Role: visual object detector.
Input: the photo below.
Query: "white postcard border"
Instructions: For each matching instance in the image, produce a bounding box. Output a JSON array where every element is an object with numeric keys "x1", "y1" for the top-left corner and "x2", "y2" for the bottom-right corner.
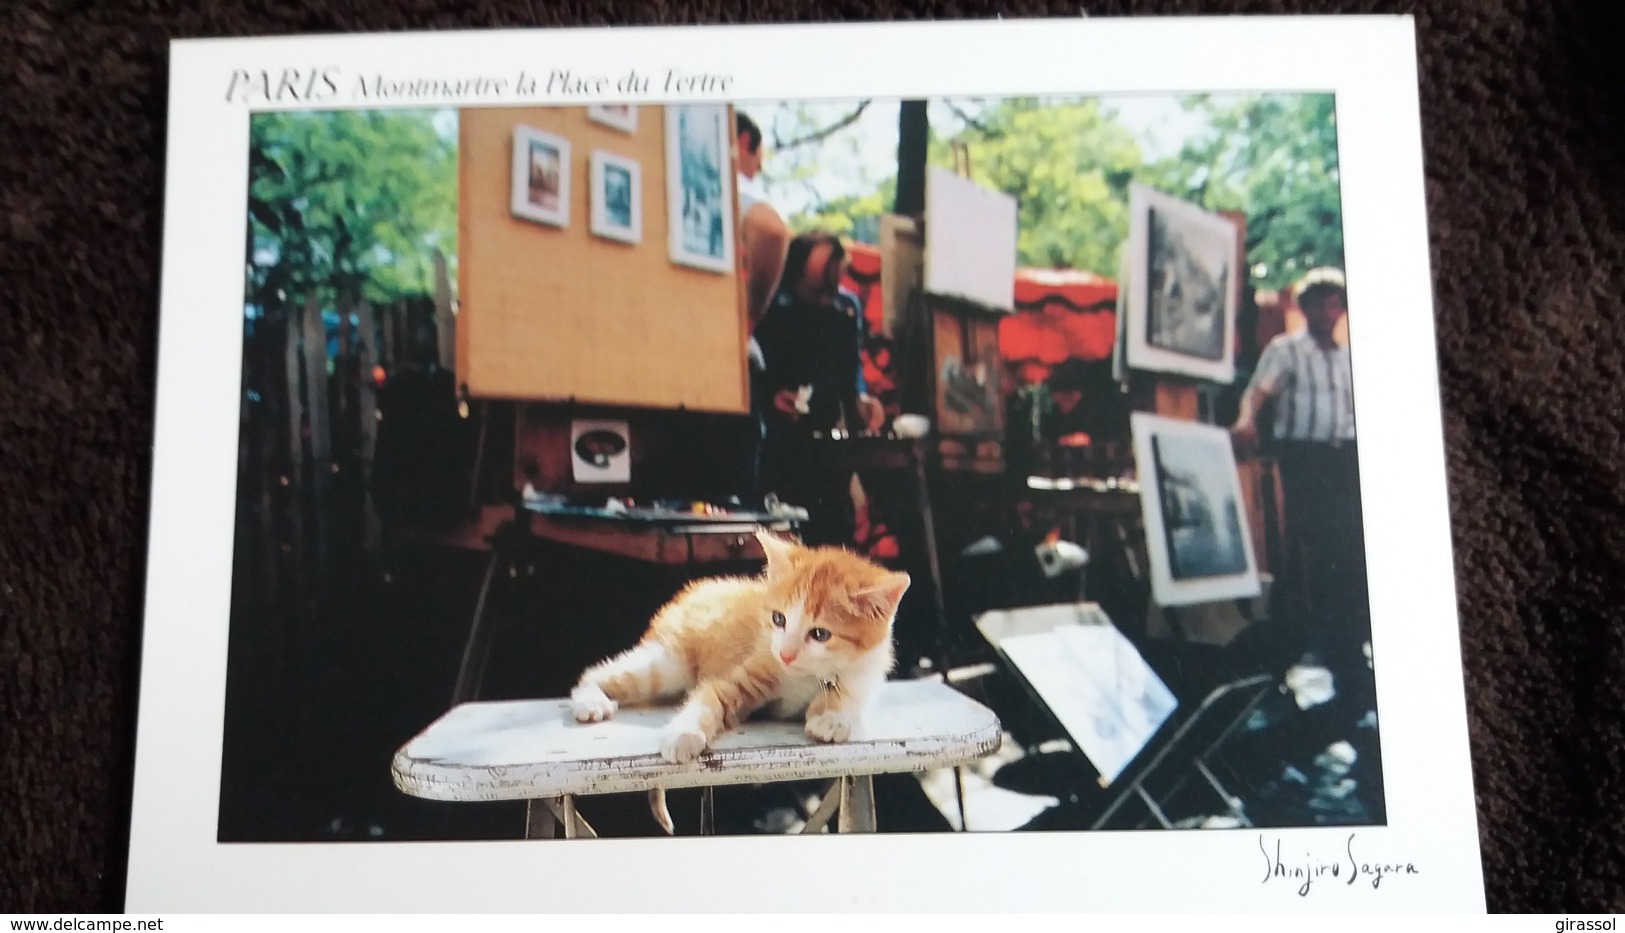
[{"x1": 129, "y1": 16, "x2": 1482, "y2": 913}]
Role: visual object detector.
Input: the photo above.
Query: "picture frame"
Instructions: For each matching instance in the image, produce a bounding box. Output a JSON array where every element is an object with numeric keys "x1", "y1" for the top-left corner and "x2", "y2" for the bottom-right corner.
[
  {"x1": 664, "y1": 103, "x2": 735, "y2": 274},
  {"x1": 1131, "y1": 412, "x2": 1262, "y2": 607},
  {"x1": 587, "y1": 102, "x2": 637, "y2": 133},
  {"x1": 510, "y1": 124, "x2": 571, "y2": 228},
  {"x1": 1124, "y1": 183, "x2": 1240, "y2": 384},
  {"x1": 589, "y1": 150, "x2": 642, "y2": 245}
]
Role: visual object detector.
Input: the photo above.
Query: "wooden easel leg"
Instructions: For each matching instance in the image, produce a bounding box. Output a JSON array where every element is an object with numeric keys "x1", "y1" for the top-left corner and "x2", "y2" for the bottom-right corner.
[
  {"x1": 906, "y1": 444, "x2": 951, "y2": 674},
  {"x1": 452, "y1": 547, "x2": 503, "y2": 706}
]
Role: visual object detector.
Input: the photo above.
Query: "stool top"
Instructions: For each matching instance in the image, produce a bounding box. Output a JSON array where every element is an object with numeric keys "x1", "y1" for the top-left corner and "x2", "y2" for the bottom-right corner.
[{"x1": 393, "y1": 679, "x2": 1001, "y2": 801}]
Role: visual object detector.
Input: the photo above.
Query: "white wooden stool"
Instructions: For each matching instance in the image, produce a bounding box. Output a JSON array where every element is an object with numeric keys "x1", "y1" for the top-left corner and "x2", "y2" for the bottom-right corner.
[{"x1": 393, "y1": 679, "x2": 1001, "y2": 837}]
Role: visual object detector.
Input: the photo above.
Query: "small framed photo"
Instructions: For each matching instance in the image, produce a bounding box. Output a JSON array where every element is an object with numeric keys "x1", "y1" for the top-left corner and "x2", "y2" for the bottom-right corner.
[
  {"x1": 665, "y1": 103, "x2": 735, "y2": 274},
  {"x1": 1131, "y1": 412, "x2": 1261, "y2": 607},
  {"x1": 589, "y1": 151, "x2": 642, "y2": 245},
  {"x1": 587, "y1": 103, "x2": 637, "y2": 133},
  {"x1": 510, "y1": 125, "x2": 571, "y2": 228}
]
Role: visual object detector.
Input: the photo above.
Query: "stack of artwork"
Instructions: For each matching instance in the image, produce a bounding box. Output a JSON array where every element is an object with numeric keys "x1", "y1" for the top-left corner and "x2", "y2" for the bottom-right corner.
[{"x1": 1119, "y1": 185, "x2": 1259, "y2": 609}]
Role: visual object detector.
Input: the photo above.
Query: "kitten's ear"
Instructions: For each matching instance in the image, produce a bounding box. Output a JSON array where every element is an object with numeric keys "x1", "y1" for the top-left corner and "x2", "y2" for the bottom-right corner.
[
  {"x1": 853, "y1": 572, "x2": 911, "y2": 619},
  {"x1": 755, "y1": 528, "x2": 798, "y2": 579}
]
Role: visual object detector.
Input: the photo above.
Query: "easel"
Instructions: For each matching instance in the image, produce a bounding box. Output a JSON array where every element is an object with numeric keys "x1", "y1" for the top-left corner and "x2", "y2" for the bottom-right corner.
[{"x1": 1067, "y1": 359, "x2": 1280, "y2": 826}]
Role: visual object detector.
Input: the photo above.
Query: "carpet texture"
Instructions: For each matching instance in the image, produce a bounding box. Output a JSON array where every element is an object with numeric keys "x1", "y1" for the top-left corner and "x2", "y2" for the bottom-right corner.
[{"x1": 1, "y1": 0, "x2": 1620, "y2": 915}]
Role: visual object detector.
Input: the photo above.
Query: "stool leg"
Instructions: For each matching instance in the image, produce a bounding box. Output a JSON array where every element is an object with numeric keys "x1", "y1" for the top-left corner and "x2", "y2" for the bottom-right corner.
[
  {"x1": 953, "y1": 765, "x2": 969, "y2": 831},
  {"x1": 837, "y1": 775, "x2": 877, "y2": 833},
  {"x1": 560, "y1": 795, "x2": 580, "y2": 839},
  {"x1": 525, "y1": 799, "x2": 557, "y2": 839},
  {"x1": 699, "y1": 787, "x2": 716, "y2": 836},
  {"x1": 800, "y1": 780, "x2": 842, "y2": 834}
]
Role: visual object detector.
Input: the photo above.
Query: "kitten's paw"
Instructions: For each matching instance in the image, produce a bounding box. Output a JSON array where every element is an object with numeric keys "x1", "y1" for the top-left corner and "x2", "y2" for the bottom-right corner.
[
  {"x1": 805, "y1": 710, "x2": 856, "y2": 744},
  {"x1": 571, "y1": 685, "x2": 617, "y2": 723},
  {"x1": 659, "y1": 725, "x2": 709, "y2": 764}
]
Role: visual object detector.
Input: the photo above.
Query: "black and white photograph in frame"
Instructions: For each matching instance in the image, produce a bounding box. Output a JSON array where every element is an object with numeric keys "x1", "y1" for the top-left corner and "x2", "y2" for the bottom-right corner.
[
  {"x1": 1131, "y1": 412, "x2": 1261, "y2": 607},
  {"x1": 587, "y1": 102, "x2": 637, "y2": 133},
  {"x1": 1124, "y1": 183, "x2": 1239, "y2": 384},
  {"x1": 590, "y1": 150, "x2": 641, "y2": 245},
  {"x1": 664, "y1": 103, "x2": 734, "y2": 273},
  {"x1": 510, "y1": 124, "x2": 570, "y2": 228}
]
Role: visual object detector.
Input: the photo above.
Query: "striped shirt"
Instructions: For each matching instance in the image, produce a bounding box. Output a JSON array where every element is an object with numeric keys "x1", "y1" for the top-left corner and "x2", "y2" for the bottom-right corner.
[{"x1": 1249, "y1": 330, "x2": 1357, "y2": 442}]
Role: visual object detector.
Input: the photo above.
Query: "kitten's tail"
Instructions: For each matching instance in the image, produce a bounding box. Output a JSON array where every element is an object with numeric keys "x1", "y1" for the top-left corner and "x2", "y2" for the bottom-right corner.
[{"x1": 648, "y1": 788, "x2": 674, "y2": 835}]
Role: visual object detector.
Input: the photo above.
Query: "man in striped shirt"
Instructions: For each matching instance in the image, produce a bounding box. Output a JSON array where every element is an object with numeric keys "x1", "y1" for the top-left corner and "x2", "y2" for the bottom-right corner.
[{"x1": 1233, "y1": 268, "x2": 1372, "y2": 712}]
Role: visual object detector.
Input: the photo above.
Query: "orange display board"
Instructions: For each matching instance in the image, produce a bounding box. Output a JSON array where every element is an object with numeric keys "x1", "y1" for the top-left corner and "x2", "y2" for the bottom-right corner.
[{"x1": 456, "y1": 105, "x2": 748, "y2": 413}]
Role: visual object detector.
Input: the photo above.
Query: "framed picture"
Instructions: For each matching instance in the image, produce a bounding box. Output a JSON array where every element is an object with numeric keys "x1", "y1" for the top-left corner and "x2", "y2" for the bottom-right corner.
[
  {"x1": 510, "y1": 125, "x2": 570, "y2": 228},
  {"x1": 1124, "y1": 183, "x2": 1239, "y2": 384},
  {"x1": 664, "y1": 103, "x2": 735, "y2": 274},
  {"x1": 589, "y1": 150, "x2": 642, "y2": 244},
  {"x1": 570, "y1": 419, "x2": 632, "y2": 483},
  {"x1": 587, "y1": 103, "x2": 637, "y2": 133},
  {"x1": 1131, "y1": 412, "x2": 1261, "y2": 607}
]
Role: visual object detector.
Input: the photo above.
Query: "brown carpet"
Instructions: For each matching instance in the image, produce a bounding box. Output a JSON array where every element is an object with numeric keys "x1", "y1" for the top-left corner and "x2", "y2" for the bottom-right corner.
[{"x1": 1, "y1": 0, "x2": 1621, "y2": 915}]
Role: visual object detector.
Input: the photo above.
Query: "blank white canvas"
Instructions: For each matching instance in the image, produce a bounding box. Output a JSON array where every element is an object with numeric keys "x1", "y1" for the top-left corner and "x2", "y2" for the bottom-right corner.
[{"x1": 923, "y1": 165, "x2": 1017, "y2": 311}]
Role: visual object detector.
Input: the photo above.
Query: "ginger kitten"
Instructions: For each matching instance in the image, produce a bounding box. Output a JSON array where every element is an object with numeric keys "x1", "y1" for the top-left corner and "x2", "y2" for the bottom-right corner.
[{"x1": 569, "y1": 528, "x2": 909, "y2": 832}]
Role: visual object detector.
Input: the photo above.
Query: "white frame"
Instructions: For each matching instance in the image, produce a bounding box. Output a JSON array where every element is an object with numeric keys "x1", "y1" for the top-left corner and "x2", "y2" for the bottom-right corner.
[
  {"x1": 588, "y1": 150, "x2": 642, "y2": 244},
  {"x1": 570, "y1": 418, "x2": 632, "y2": 483},
  {"x1": 132, "y1": 18, "x2": 1485, "y2": 913},
  {"x1": 1131, "y1": 412, "x2": 1262, "y2": 607},
  {"x1": 509, "y1": 124, "x2": 571, "y2": 228},
  {"x1": 1124, "y1": 182, "x2": 1240, "y2": 384},
  {"x1": 664, "y1": 103, "x2": 735, "y2": 274},
  {"x1": 587, "y1": 102, "x2": 637, "y2": 133}
]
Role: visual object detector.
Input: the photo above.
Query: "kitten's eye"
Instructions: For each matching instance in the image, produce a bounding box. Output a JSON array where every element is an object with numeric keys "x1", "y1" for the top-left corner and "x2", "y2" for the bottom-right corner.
[
  {"x1": 771, "y1": 611, "x2": 786, "y2": 628},
  {"x1": 808, "y1": 627, "x2": 831, "y2": 643}
]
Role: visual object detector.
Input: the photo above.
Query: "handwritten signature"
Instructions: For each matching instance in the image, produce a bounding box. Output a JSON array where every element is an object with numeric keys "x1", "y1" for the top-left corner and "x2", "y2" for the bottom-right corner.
[{"x1": 1259, "y1": 833, "x2": 1419, "y2": 896}]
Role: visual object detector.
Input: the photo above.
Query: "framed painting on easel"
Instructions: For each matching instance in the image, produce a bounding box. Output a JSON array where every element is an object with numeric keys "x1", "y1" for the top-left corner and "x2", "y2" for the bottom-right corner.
[
  {"x1": 1131, "y1": 412, "x2": 1261, "y2": 606},
  {"x1": 1124, "y1": 183, "x2": 1240, "y2": 385}
]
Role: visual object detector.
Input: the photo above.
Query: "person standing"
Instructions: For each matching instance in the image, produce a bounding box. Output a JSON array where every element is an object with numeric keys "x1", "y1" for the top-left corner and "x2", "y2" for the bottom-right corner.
[
  {"x1": 752, "y1": 232, "x2": 884, "y2": 546},
  {"x1": 734, "y1": 112, "x2": 788, "y2": 331},
  {"x1": 1232, "y1": 267, "x2": 1372, "y2": 710},
  {"x1": 731, "y1": 112, "x2": 790, "y2": 501}
]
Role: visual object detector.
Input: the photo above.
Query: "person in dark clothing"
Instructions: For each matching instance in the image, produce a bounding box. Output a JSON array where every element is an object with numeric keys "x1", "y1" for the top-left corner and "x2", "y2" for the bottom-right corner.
[{"x1": 751, "y1": 232, "x2": 872, "y2": 546}]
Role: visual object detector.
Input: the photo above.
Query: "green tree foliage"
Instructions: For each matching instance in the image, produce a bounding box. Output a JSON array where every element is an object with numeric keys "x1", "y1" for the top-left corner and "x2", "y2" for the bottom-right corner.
[
  {"x1": 1163, "y1": 94, "x2": 1343, "y2": 290},
  {"x1": 790, "y1": 177, "x2": 895, "y2": 244},
  {"x1": 246, "y1": 109, "x2": 457, "y2": 315},
  {"x1": 772, "y1": 95, "x2": 1342, "y2": 292}
]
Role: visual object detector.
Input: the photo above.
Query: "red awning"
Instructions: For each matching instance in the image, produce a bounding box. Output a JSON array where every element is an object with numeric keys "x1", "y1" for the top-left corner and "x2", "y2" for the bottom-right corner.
[
  {"x1": 838, "y1": 245, "x2": 1120, "y2": 375},
  {"x1": 1013, "y1": 267, "x2": 1117, "y2": 312}
]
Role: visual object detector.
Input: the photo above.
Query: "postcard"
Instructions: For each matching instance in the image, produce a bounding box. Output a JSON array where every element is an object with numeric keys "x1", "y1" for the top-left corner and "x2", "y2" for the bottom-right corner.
[{"x1": 126, "y1": 16, "x2": 1483, "y2": 913}]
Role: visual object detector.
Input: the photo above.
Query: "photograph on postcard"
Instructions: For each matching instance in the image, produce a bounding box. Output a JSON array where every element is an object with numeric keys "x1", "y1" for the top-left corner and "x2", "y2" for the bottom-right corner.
[
  {"x1": 590, "y1": 150, "x2": 642, "y2": 245},
  {"x1": 666, "y1": 103, "x2": 735, "y2": 273},
  {"x1": 1131, "y1": 413, "x2": 1261, "y2": 607},
  {"x1": 588, "y1": 102, "x2": 638, "y2": 134},
  {"x1": 223, "y1": 91, "x2": 1382, "y2": 848},
  {"x1": 510, "y1": 124, "x2": 570, "y2": 227},
  {"x1": 1124, "y1": 183, "x2": 1240, "y2": 383}
]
